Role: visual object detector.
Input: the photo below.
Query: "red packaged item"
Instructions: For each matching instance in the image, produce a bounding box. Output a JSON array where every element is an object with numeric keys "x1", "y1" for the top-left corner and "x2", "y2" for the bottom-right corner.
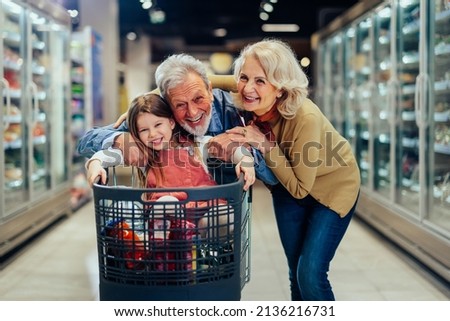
[
  {"x1": 149, "y1": 219, "x2": 175, "y2": 271},
  {"x1": 170, "y1": 219, "x2": 196, "y2": 271},
  {"x1": 106, "y1": 221, "x2": 148, "y2": 270},
  {"x1": 148, "y1": 218, "x2": 196, "y2": 272}
]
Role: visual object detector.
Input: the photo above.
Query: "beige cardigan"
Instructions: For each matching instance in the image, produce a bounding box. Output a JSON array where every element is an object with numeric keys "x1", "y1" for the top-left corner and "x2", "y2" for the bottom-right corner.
[
  {"x1": 165, "y1": 74, "x2": 359, "y2": 216},
  {"x1": 265, "y1": 98, "x2": 360, "y2": 217}
]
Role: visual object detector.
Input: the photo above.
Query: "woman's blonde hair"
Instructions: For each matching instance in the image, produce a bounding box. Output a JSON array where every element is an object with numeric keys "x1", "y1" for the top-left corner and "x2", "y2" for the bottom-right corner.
[{"x1": 232, "y1": 38, "x2": 309, "y2": 119}]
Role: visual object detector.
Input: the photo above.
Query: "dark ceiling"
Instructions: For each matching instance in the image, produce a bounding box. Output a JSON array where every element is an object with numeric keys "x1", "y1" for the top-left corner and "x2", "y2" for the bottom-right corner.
[
  {"x1": 118, "y1": 0, "x2": 359, "y2": 59},
  {"x1": 119, "y1": 0, "x2": 358, "y2": 42},
  {"x1": 60, "y1": 0, "x2": 360, "y2": 65}
]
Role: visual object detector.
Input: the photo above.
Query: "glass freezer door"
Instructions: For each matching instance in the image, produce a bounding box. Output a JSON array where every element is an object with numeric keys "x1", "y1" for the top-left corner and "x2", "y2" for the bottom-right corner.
[
  {"x1": 349, "y1": 15, "x2": 373, "y2": 188},
  {"x1": 344, "y1": 27, "x2": 357, "y2": 145},
  {"x1": 321, "y1": 39, "x2": 332, "y2": 127},
  {"x1": 329, "y1": 33, "x2": 346, "y2": 135},
  {"x1": 395, "y1": 0, "x2": 421, "y2": 215},
  {"x1": 2, "y1": 0, "x2": 29, "y2": 216},
  {"x1": 373, "y1": 4, "x2": 392, "y2": 199},
  {"x1": 47, "y1": 26, "x2": 70, "y2": 187},
  {"x1": 430, "y1": 2, "x2": 450, "y2": 231},
  {"x1": 26, "y1": 7, "x2": 71, "y2": 198},
  {"x1": 26, "y1": 8, "x2": 51, "y2": 196}
]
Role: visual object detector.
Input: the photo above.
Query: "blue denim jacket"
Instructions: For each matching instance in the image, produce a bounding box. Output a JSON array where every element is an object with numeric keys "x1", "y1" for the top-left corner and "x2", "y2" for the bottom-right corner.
[{"x1": 77, "y1": 89, "x2": 278, "y2": 185}]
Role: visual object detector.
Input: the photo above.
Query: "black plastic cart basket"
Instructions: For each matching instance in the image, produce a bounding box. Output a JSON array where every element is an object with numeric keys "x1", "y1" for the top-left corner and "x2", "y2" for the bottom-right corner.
[{"x1": 93, "y1": 166, "x2": 251, "y2": 301}]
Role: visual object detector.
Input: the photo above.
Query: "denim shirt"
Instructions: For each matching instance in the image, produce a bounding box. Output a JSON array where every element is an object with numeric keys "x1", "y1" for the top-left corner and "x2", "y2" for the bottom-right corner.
[{"x1": 76, "y1": 89, "x2": 278, "y2": 185}]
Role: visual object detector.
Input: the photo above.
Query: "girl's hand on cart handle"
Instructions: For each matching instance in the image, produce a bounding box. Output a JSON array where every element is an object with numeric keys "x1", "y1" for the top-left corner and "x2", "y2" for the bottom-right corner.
[{"x1": 86, "y1": 159, "x2": 107, "y2": 187}]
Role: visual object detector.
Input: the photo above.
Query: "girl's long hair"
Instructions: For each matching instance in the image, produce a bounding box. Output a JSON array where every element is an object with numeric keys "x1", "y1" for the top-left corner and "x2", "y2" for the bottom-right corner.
[{"x1": 126, "y1": 93, "x2": 182, "y2": 187}]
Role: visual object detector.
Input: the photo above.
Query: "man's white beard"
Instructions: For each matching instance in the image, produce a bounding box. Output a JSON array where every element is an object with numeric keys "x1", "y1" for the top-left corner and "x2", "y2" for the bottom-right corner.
[{"x1": 181, "y1": 112, "x2": 212, "y2": 137}]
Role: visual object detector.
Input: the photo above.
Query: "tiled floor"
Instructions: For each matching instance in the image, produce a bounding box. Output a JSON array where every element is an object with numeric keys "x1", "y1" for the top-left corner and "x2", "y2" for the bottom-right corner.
[{"x1": 0, "y1": 181, "x2": 448, "y2": 301}]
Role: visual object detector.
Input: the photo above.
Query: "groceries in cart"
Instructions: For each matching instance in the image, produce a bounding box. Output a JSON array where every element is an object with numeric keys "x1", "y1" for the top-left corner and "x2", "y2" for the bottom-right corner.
[{"x1": 99, "y1": 196, "x2": 236, "y2": 275}]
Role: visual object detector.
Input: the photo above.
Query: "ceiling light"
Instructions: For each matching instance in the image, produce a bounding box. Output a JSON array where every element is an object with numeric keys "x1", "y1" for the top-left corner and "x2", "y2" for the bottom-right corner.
[
  {"x1": 262, "y1": 3, "x2": 274, "y2": 12},
  {"x1": 213, "y1": 28, "x2": 227, "y2": 37},
  {"x1": 259, "y1": 12, "x2": 269, "y2": 21},
  {"x1": 300, "y1": 57, "x2": 310, "y2": 67},
  {"x1": 210, "y1": 52, "x2": 233, "y2": 74},
  {"x1": 126, "y1": 32, "x2": 137, "y2": 41},
  {"x1": 142, "y1": 0, "x2": 152, "y2": 10},
  {"x1": 262, "y1": 24, "x2": 300, "y2": 32},
  {"x1": 149, "y1": 8, "x2": 165, "y2": 24}
]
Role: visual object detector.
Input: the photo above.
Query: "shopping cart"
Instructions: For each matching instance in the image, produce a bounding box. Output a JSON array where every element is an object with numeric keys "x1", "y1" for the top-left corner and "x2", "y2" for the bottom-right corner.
[{"x1": 92, "y1": 165, "x2": 251, "y2": 301}]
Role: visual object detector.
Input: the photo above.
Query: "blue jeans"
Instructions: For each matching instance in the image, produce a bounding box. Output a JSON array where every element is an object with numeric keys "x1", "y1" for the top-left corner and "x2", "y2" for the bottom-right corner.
[{"x1": 271, "y1": 184, "x2": 358, "y2": 301}]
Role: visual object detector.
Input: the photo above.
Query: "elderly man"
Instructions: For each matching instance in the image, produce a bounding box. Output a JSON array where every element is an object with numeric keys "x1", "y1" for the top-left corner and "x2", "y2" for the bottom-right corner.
[{"x1": 77, "y1": 53, "x2": 277, "y2": 185}]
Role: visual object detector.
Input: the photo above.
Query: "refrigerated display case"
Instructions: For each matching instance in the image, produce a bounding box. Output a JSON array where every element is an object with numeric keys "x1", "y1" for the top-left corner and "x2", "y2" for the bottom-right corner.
[
  {"x1": 312, "y1": 0, "x2": 450, "y2": 282},
  {"x1": 1, "y1": 0, "x2": 72, "y2": 259},
  {"x1": 69, "y1": 27, "x2": 95, "y2": 210}
]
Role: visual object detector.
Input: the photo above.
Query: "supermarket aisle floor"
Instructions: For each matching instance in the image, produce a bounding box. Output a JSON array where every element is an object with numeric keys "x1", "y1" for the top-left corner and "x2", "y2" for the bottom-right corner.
[{"x1": 0, "y1": 181, "x2": 449, "y2": 301}]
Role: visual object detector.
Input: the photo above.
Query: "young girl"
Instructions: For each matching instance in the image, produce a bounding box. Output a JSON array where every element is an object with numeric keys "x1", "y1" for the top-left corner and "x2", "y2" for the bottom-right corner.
[{"x1": 86, "y1": 92, "x2": 255, "y2": 235}]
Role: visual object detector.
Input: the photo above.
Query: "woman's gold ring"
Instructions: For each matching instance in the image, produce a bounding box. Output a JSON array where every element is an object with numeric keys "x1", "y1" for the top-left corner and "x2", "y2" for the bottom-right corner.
[{"x1": 242, "y1": 128, "x2": 247, "y2": 136}]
